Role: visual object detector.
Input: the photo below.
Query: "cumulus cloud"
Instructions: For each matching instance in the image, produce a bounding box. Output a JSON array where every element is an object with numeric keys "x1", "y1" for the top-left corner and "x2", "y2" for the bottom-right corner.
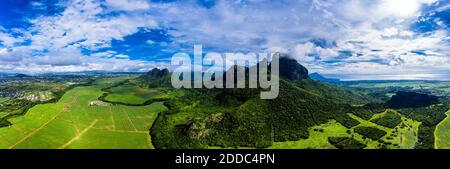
[
  {"x1": 90, "y1": 50, "x2": 117, "y2": 58},
  {"x1": 0, "y1": 47, "x2": 28, "y2": 62},
  {"x1": 0, "y1": 0, "x2": 160, "y2": 73},
  {"x1": 34, "y1": 47, "x2": 83, "y2": 66},
  {"x1": 146, "y1": 0, "x2": 448, "y2": 77},
  {"x1": 28, "y1": 0, "x2": 157, "y2": 51},
  {"x1": 291, "y1": 42, "x2": 316, "y2": 62},
  {"x1": 104, "y1": 0, "x2": 150, "y2": 11},
  {"x1": 0, "y1": 31, "x2": 24, "y2": 47},
  {"x1": 290, "y1": 42, "x2": 340, "y2": 62},
  {"x1": 114, "y1": 54, "x2": 130, "y2": 59}
]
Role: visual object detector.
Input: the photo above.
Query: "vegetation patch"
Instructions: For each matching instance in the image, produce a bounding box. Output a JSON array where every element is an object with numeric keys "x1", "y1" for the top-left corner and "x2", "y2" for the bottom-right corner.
[
  {"x1": 328, "y1": 137, "x2": 366, "y2": 149},
  {"x1": 0, "y1": 98, "x2": 9, "y2": 103},
  {"x1": 435, "y1": 110, "x2": 450, "y2": 149},
  {"x1": 354, "y1": 126, "x2": 387, "y2": 140},
  {"x1": 350, "y1": 103, "x2": 387, "y2": 120},
  {"x1": 0, "y1": 118, "x2": 12, "y2": 127},
  {"x1": 270, "y1": 120, "x2": 364, "y2": 149},
  {"x1": 388, "y1": 91, "x2": 438, "y2": 109},
  {"x1": 397, "y1": 105, "x2": 449, "y2": 149},
  {"x1": 370, "y1": 110, "x2": 402, "y2": 128}
]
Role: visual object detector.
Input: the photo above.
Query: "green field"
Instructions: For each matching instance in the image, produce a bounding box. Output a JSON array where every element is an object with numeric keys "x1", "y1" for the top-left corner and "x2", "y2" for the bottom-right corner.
[
  {"x1": 347, "y1": 81, "x2": 450, "y2": 95},
  {"x1": 104, "y1": 84, "x2": 161, "y2": 104},
  {"x1": 348, "y1": 81, "x2": 450, "y2": 89},
  {"x1": 435, "y1": 110, "x2": 450, "y2": 149},
  {"x1": 269, "y1": 120, "x2": 350, "y2": 149},
  {"x1": 0, "y1": 78, "x2": 167, "y2": 149},
  {"x1": 270, "y1": 110, "x2": 420, "y2": 149},
  {"x1": 0, "y1": 98, "x2": 10, "y2": 118},
  {"x1": 0, "y1": 98, "x2": 8, "y2": 103}
]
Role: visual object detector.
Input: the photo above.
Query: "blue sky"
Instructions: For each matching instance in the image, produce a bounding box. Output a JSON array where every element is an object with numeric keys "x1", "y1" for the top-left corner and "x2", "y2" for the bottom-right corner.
[{"x1": 0, "y1": 0, "x2": 449, "y2": 80}]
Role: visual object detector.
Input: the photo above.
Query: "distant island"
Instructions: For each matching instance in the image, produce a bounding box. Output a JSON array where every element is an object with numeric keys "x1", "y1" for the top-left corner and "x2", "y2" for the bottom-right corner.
[
  {"x1": 15, "y1": 74, "x2": 32, "y2": 78},
  {"x1": 309, "y1": 72, "x2": 340, "y2": 83}
]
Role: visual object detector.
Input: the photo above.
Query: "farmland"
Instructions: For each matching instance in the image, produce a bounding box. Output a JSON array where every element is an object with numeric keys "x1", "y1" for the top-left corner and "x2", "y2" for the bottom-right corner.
[
  {"x1": 104, "y1": 84, "x2": 162, "y2": 105},
  {"x1": 0, "y1": 78, "x2": 167, "y2": 149},
  {"x1": 345, "y1": 81, "x2": 450, "y2": 93},
  {"x1": 0, "y1": 98, "x2": 8, "y2": 103},
  {"x1": 338, "y1": 80, "x2": 450, "y2": 100}
]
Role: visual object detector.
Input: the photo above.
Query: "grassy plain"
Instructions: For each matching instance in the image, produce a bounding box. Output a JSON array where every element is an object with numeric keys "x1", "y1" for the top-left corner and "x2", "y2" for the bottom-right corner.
[
  {"x1": 104, "y1": 84, "x2": 161, "y2": 104},
  {"x1": 347, "y1": 81, "x2": 450, "y2": 94},
  {"x1": 435, "y1": 110, "x2": 450, "y2": 149},
  {"x1": 0, "y1": 78, "x2": 166, "y2": 149},
  {"x1": 0, "y1": 98, "x2": 8, "y2": 103}
]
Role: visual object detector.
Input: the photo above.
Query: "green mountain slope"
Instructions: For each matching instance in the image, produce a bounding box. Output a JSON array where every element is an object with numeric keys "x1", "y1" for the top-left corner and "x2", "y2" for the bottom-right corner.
[
  {"x1": 135, "y1": 68, "x2": 171, "y2": 88},
  {"x1": 149, "y1": 57, "x2": 382, "y2": 148}
]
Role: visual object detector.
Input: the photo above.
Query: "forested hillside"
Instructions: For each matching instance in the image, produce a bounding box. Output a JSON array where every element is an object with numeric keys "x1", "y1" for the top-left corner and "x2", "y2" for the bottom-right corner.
[{"x1": 149, "y1": 57, "x2": 388, "y2": 148}]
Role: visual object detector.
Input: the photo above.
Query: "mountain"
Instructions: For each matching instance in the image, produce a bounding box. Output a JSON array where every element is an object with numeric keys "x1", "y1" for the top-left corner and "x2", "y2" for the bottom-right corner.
[
  {"x1": 309, "y1": 72, "x2": 340, "y2": 83},
  {"x1": 146, "y1": 68, "x2": 170, "y2": 78},
  {"x1": 136, "y1": 68, "x2": 171, "y2": 88},
  {"x1": 0, "y1": 73, "x2": 13, "y2": 78},
  {"x1": 277, "y1": 58, "x2": 377, "y2": 104},
  {"x1": 278, "y1": 57, "x2": 309, "y2": 80},
  {"x1": 15, "y1": 74, "x2": 32, "y2": 78},
  {"x1": 149, "y1": 56, "x2": 383, "y2": 148}
]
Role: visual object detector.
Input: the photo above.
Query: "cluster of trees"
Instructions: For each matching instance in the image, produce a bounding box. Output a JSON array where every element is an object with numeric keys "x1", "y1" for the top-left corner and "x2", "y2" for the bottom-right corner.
[
  {"x1": 328, "y1": 137, "x2": 366, "y2": 149},
  {"x1": 370, "y1": 110, "x2": 402, "y2": 128},
  {"x1": 354, "y1": 126, "x2": 387, "y2": 140},
  {"x1": 136, "y1": 68, "x2": 171, "y2": 88},
  {"x1": 0, "y1": 118, "x2": 12, "y2": 127},
  {"x1": 350, "y1": 103, "x2": 387, "y2": 120},
  {"x1": 150, "y1": 112, "x2": 206, "y2": 149},
  {"x1": 388, "y1": 91, "x2": 438, "y2": 109}
]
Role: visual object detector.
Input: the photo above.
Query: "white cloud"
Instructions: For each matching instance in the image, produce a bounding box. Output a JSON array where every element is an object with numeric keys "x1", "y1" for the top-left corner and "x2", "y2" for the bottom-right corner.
[
  {"x1": 0, "y1": 47, "x2": 28, "y2": 62},
  {"x1": 114, "y1": 54, "x2": 130, "y2": 59},
  {"x1": 34, "y1": 47, "x2": 83, "y2": 66},
  {"x1": 90, "y1": 50, "x2": 117, "y2": 58},
  {"x1": 10, "y1": 63, "x2": 149, "y2": 74},
  {"x1": 335, "y1": 0, "x2": 438, "y2": 23},
  {"x1": 0, "y1": 0, "x2": 449, "y2": 80},
  {"x1": 290, "y1": 42, "x2": 339, "y2": 63},
  {"x1": 28, "y1": 0, "x2": 157, "y2": 51},
  {"x1": 104, "y1": 0, "x2": 150, "y2": 11},
  {"x1": 0, "y1": 0, "x2": 160, "y2": 73},
  {"x1": 0, "y1": 31, "x2": 24, "y2": 47},
  {"x1": 1, "y1": 52, "x2": 170, "y2": 74},
  {"x1": 291, "y1": 42, "x2": 316, "y2": 62}
]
